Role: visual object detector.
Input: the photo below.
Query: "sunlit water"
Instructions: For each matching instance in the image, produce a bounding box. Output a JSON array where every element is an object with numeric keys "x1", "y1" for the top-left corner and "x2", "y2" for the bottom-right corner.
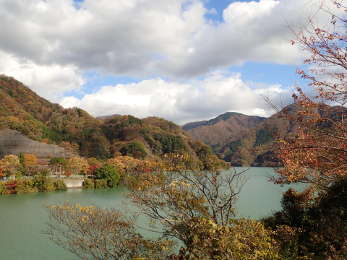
[{"x1": 0, "y1": 168, "x2": 303, "y2": 260}]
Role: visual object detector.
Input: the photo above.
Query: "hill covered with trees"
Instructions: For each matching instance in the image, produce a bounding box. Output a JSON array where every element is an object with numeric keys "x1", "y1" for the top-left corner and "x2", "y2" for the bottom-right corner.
[
  {"x1": 184, "y1": 104, "x2": 346, "y2": 167},
  {"x1": 0, "y1": 75, "x2": 225, "y2": 170},
  {"x1": 182, "y1": 112, "x2": 265, "y2": 150}
]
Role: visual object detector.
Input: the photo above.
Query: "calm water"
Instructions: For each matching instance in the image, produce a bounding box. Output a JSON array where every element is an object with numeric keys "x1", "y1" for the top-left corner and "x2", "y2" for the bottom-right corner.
[{"x1": 0, "y1": 168, "x2": 303, "y2": 260}]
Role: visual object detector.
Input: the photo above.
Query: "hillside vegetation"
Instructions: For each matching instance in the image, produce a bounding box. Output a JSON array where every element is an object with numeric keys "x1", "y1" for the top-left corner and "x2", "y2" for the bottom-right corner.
[
  {"x1": 184, "y1": 104, "x2": 346, "y2": 166},
  {"x1": 183, "y1": 112, "x2": 265, "y2": 149},
  {"x1": 0, "y1": 75, "x2": 226, "y2": 169}
]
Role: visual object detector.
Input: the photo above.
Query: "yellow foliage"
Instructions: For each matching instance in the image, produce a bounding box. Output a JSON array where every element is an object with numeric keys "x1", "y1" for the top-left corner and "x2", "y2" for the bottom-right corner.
[
  {"x1": 65, "y1": 156, "x2": 89, "y2": 175},
  {"x1": 0, "y1": 154, "x2": 20, "y2": 176},
  {"x1": 23, "y1": 153, "x2": 37, "y2": 167}
]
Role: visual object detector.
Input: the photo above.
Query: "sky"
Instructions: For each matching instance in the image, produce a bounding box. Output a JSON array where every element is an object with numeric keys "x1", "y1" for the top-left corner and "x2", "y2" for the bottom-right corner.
[{"x1": 0, "y1": 0, "x2": 336, "y2": 124}]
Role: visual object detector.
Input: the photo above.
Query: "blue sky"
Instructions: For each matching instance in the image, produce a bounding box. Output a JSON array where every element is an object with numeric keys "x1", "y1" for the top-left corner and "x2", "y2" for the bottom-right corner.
[
  {"x1": 0, "y1": 0, "x2": 324, "y2": 123},
  {"x1": 204, "y1": 0, "x2": 258, "y2": 21}
]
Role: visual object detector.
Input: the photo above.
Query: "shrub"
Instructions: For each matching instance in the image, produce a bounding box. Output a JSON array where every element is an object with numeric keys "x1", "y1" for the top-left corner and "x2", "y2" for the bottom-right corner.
[
  {"x1": 49, "y1": 157, "x2": 66, "y2": 167},
  {"x1": 33, "y1": 175, "x2": 55, "y2": 192},
  {"x1": 153, "y1": 133, "x2": 186, "y2": 154},
  {"x1": 82, "y1": 179, "x2": 94, "y2": 189},
  {"x1": 0, "y1": 154, "x2": 21, "y2": 177},
  {"x1": 120, "y1": 141, "x2": 147, "y2": 159},
  {"x1": 263, "y1": 179, "x2": 347, "y2": 259},
  {"x1": 15, "y1": 179, "x2": 38, "y2": 194},
  {"x1": 53, "y1": 179, "x2": 67, "y2": 191},
  {"x1": 94, "y1": 179, "x2": 108, "y2": 189},
  {"x1": 95, "y1": 164, "x2": 120, "y2": 188},
  {"x1": 65, "y1": 157, "x2": 89, "y2": 175},
  {"x1": 2, "y1": 180, "x2": 17, "y2": 195},
  {"x1": 176, "y1": 218, "x2": 280, "y2": 260},
  {"x1": 255, "y1": 129, "x2": 273, "y2": 146},
  {"x1": 0, "y1": 182, "x2": 4, "y2": 194},
  {"x1": 47, "y1": 204, "x2": 171, "y2": 260}
]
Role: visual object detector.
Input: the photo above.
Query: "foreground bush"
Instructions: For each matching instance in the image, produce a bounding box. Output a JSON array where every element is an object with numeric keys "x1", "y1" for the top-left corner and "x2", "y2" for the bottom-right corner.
[
  {"x1": 264, "y1": 179, "x2": 347, "y2": 259},
  {"x1": 46, "y1": 204, "x2": 173, "y2": 260},
  {"x1": 175, "y1": 218, "x2": 279, "y2": 260},
  {"x1": 47, "y1": 204, "x2": 279, "y2": 260}
]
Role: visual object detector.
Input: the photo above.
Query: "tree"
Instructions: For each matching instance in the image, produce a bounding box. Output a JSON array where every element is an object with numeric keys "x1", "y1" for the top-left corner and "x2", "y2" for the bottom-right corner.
[
  {"x1": 65, "y1": 157, "x2": 89, "y2": 176},
  {"x1": 59, "y1": 141, "x2": 79, "y2": 155},
  {"x1": 94, "y1": 164, "x2": 120, "y2": 188},
  {"x1": 46, "y1": 204, "x2": 172, "y2": 260},
  {"x1": 22, "y1": 153, "x2": 38, "y2": 167},
  {"x1": 0, "y1": 154, "x2": 20, "y2": 177},
  {"x1": 119, "y1": 141, "x2": 147, "y2": 159},
  {"x1": 175, "y1": 218, "x2": 279, "y2": 260},
  {"x1": 86, "y1": 157, "x2": 102, "y2": 176},
  {"x1": 264, "y1": 179, "x2": 347, "y2": 258},
  {"x1": 268, "y1": 2, "x2": 347, "y2": 258},
  {"x1": 19, "y1": 153, "x2": 38, "y2": 175},
  {"x1": 128, "y1": 160, "x2": 246, "y2": 244},
  {"x1": 0, "y1": 168, "x2": 4, "y2": 179},
  {"x1": 276, "y1": 0, "x2": 347, "y2": 190}
]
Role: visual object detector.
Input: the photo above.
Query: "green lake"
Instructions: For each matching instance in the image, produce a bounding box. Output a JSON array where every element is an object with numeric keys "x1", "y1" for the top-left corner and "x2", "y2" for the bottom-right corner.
[{"x1": 0, "y1": 168, "x2": 303, "y2": 260}]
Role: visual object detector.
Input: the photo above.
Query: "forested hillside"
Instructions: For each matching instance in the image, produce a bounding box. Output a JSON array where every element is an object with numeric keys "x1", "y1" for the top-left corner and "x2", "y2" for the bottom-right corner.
[
  {"x1": 184, "y1": 104, "x2": 347, "y2": 166},
  {"x1": 0, "y1": 75, "x2": 225, "y2": 169},
  {"x1": 182, "y1": 112, "x2": 265, "y2": 149}
]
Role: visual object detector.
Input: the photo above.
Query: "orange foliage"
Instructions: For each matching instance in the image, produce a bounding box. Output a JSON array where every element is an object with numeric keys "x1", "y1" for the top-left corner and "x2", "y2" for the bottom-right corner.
[
  {"x1": 23, "y1": 153, "x2": 38, "y2": 167},
  {"x1": 276, "y1": 2, "x2": 347, "y2": 189},
  {"x1": 0, "y1": 155, "x2": 20, "y2": 177},
  {"x1": 65, "y1": 157, "x2": 89, "y2": 175},
  {"x1": 107, "y1": 156, "x2": 161, "y2": 175}
]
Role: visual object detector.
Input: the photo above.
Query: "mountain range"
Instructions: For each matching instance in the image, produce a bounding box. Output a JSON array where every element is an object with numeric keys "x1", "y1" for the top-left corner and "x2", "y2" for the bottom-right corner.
[
  {"x1": 183, "y1": 112, "x2": 266, "y2": 149},
  {"x1": 2, "y1": 75, "x2": 344, "y2": 168},
  {"x1": 183, "y1": 104, "x2": 346, "y2": 166},
  {"x1": 0, "y1": 75, "x2": 225, "y2": 170}
]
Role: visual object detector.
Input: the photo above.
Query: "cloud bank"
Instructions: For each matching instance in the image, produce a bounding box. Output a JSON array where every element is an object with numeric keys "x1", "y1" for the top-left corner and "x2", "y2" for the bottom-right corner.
[
  {"x1": 0, "y1": 0, "x2": 329, "y2": 80},
  {"x1": 61, "y1": 72, "x2": 290, "y2": 124},
  {"x1": 0, "y1": 0, "x2": 336, "y2": 122}
]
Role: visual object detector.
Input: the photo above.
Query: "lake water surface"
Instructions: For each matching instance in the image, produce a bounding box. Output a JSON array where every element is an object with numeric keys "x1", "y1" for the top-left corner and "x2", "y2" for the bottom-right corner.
[{"x1": 0, "y1": 168, "x2": 303, "y2": 260}]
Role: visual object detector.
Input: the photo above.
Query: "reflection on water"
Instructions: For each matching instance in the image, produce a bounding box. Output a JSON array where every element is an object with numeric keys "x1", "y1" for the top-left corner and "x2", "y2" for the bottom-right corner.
[{"x1": 0, "y1": 168, "x2": 304, "y2": 260}]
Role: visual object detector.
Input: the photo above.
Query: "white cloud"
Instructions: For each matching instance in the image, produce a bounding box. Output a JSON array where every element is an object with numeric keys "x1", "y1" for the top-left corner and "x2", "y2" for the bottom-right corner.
[
  {"x1": 60, "y1": 73, "x2": 289, "y2": 124},
  {"x1": 223, "y1": 0, "x2": 279, "y2": 25},
  {"x1": 60, "y1": 96, "x2": 81, "y2": 108},
  {"x1": 0, "y1": 0, "x2": 338, "y2": 80},
  {"x1": 0, "y1": 51, "x2": 83, "y2": 101},
  {"x1": 0, "y1": 0, "x2": 340, "y2": 118}
]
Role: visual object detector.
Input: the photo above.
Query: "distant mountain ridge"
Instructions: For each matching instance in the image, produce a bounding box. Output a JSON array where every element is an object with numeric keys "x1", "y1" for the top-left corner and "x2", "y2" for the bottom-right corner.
[
  {"x1": 183, "y1": 104, "x2": 347, "y2": 166},
  {"x1": 182, "y1": 112, "x2": 266, "y2": 147},
  {"x1": 183, "y1": 112, "x2": 262, "y2": 130}
]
